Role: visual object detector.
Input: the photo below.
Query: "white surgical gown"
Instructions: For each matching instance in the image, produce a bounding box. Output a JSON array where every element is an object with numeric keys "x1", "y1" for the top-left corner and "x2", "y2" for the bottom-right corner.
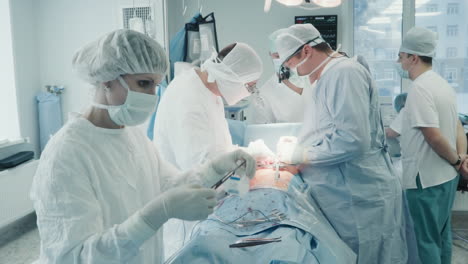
[
  {"x1": 250, "y1": 75, "x2": 305, "y2": 124},
  {"x1": 153, "y1": 68, "x2": 234, "y2": 258},
  {"x1": 298, "y1": 57, "x2": 411, "y2": 263},
  {"x1": 30, "y1": 113, "x2": 195, "y2": 264},
  {"x1": 154, "y1": 68, "x2": 233, "y2": 171}
]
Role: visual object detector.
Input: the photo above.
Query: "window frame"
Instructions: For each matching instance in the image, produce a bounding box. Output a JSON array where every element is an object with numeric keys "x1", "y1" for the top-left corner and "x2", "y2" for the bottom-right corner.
[
  {"x1": 445, "y1": 68, "x2": 458, "y2": 83},
  {"x1": 447, "y1": 3, "x2": 459, "y2": 15}
]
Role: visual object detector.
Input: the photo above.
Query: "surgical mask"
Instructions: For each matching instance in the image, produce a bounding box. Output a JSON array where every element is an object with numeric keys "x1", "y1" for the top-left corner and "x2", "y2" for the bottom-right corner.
[
  {"x1": 288, "y1": 68, "x2": 310, "y2": 88},
  {"x1": 395, "y1": 63, "x2": 410, "y2": 79},
  {"x1": 272, "y1": 58, "x2": 282, "y2": 74},
  {"x1": 93, "y1": 76, "x2": 158, "y2": 126},
  {"x1": 290, "y1": 45, "x2": 341, "y2": 83},
  {"x1": 216, "y1": 78, "x2": 251, "y2": 106}
]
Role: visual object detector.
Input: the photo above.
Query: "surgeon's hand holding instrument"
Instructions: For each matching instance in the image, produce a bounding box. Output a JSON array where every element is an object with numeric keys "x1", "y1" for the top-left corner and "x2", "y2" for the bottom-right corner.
[
  {"x1": 139, "y1": 184, "x2": 216, "y2": 231},
  {"x1": 199, "y1": 149, "x2": 256, "y2": 188},
  {"x1": 211, "y1": 160, "x2": 246, "y2": 190}
]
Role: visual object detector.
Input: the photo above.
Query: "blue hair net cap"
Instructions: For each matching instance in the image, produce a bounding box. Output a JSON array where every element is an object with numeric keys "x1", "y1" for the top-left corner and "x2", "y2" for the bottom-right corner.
[
  {"x1": 394, "y1": 93, "x2": 408, "y2": 113},
  {"x1": 72, "y1": 29, "x2": 168, "y2": 84}
]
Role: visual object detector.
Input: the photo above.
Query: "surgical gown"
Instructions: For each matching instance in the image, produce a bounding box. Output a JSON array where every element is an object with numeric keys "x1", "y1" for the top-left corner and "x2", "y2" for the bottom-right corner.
[
  {"x1": 154, "y1": 68, "x2": 233, "y2": 170},
  {"x1": 298, "y1": 57, "x2": 411, "y2": 263},
  {"x1": 250, "y1": 75, "x2": 305, "y2": 124},
  {"x1": 30, "y1": 113, "x2": 197, "y2": 264},
  {"x1": 153, "y1": 68, "x2": 234, "y2": 258}
]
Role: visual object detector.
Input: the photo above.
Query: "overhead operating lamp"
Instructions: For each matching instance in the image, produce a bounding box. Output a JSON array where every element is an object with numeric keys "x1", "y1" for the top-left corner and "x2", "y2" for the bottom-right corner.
[{"x1": 264, "y1": 0, "x2": 343, "y2": 12}]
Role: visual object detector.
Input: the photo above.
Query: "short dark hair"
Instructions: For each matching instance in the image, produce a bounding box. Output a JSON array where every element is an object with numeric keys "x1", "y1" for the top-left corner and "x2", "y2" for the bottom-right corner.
[
  {"x1": 292, "y1": 42, "x2": 333, "y2": 60},
  {"x1": 311, "y1": 42, "x2": 333, "y2": 53},
  {"x1": 407, "y1": 53, "x2": 432, "y2": 65},
  {"x1": 419, "y1": 56, "x2": 432, "y2": 64},
  {"x1": 218, "y1": 43, "x2": 237, "y2": 61}
]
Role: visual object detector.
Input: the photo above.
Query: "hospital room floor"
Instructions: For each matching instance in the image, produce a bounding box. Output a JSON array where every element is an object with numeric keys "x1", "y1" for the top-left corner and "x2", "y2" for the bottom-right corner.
[{"x1": 0, "y1": 212, "x2": 467, "y2": 264}]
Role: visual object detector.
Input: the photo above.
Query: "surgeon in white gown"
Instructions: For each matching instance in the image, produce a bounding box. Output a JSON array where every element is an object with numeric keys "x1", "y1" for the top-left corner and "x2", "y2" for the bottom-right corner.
[
  {"x1": 29, "y1": 29, "x2": 256, "y2": 264},
  {"x1": 154, "y1": 42, "x2": 264, "y2": 257}
]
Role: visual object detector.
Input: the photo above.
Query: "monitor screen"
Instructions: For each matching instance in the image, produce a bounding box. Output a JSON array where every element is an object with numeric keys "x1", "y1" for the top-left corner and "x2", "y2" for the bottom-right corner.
[{"x1": 295, "y1": 15, "x2": 338, "y2": 50}]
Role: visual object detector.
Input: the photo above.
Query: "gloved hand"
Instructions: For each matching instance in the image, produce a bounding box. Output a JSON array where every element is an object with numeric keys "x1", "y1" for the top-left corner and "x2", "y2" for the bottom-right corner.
[
  {"x1": 199, "y1": 149, "x2": 256, "y2": 188},
  {"x1": 139, "y1": 184, "x2": 216, "y2": 231},
  {"x1": 276, "y1": 136, "x2": 306, "y2": 164},
  {"x1": 245, "y1": 139, "x2": 276, "y2": 160}
]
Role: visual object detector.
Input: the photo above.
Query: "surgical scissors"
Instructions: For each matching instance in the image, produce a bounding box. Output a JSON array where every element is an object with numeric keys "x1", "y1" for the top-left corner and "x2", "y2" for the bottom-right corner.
[{"x1": 211, "y1": 160, "x2": 247, "y2": 190}]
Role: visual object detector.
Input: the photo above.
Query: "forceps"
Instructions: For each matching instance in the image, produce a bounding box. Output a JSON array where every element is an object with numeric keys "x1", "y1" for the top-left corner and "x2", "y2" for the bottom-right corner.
[
  {"x1": 229, "y1": 237, "x2": 282, "y2": 248},
  {"x1": 211, "y1": 160, "x2": 247, "y2": 190}
]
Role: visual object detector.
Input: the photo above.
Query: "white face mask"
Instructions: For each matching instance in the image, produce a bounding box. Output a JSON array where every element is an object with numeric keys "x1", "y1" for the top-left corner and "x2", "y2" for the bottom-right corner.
[
  {"x1": 287, "y1": 68, "x2": 310, "y2": 88},
  {"x1": 272, "y1": 58, "x2": 282, "y2": 74},
  {"x1": 289, "y1": 45, "x2": 341, "y2": 85},
  {"x1": 395, "y1": 63, "x2": 410, "y2": 79},
  {"x1": 216, "y1": 78, "x2": 251, "y2": 106},
  {"x1": 93, "y1": 76, "x2": 158, "y2": 126}
]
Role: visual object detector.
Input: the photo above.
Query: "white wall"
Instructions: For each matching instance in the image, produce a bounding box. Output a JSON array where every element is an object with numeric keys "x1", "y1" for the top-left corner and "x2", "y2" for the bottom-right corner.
[
  {"x1": 167, "y1": 0, "x2": 353, "y2": 85},
  {"x1": 9, "y1": 0, "x2": 122, "y2": 155},
  {"x1": 35, "y1": 0, "x2": 123, "y2": 121},
  {"x1": 9, "y1": 0, "x2": 166, "y2": 154},
  {"x1": 9, "y1": 0, "x2": 42, "y2": 155}
]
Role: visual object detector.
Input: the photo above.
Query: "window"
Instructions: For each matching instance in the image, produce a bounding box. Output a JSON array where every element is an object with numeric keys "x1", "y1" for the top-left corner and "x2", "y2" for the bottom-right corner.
[
  {"x1": 446, "y1": 47, "x2": 458, "y2": 58},
  {"x1": 383, "y1": 69, "x2": 394, "y2": 80},
  {"x1": 417, "y1": 1, "x2": 467, "y2": 112},
  {"x1": 445, "y1": 68, "x2": 458, "y2": 83},
  {"x1": 426, "y1": 4, "x2": 438, "y2": 12},
  {"x1": 354, "y1": 0, "x2": 402, "y2": 98},
  {"x1": 375, "y1": 48, "x2": 386, "y2": 60},
  {"x1": 447, "y1": 3, "x2": 459, "y2": 15},
  {"x1": 447, "y1": 25, "x2": 458, "y2": 37},
  {"x1": 386, "y1": 49, "x2": 397, "y2": 60},
  {"x1": 0, "y1": 0, "x2": 20, "y2": 141},
  {"x1": 427, "y1": 26, "x2": 437, "y2": 33}
]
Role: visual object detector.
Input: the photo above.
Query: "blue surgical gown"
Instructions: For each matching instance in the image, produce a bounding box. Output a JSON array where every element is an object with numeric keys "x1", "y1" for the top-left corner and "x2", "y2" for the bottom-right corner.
[{"x1": 298, "y1": 57, "x2": 413, "y2": 263}]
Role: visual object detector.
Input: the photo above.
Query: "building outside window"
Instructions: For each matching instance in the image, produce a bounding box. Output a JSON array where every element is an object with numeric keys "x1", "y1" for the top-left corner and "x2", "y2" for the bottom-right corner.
[
  {"x1": 447, "y1": 25, "x2": 458, "y2": 37},
  {"x1": 427, "y1": 26, "x2": 437, "y2": 33},
  {"x1": 426, "y1": 4, "x2": 438, "y2": 12},
  {"x1": 447, "y1": 47, "x2": 458, "y2": 58},
  {"x1": 383, "y1": 69, "x2": 395, "y2": 80},
  {"x1": 447, "y1": 3, "x2": 459, "y2": 15},
  {"x1": 445, "y1": 68, "x2": 458, "y2": 83},
  {"x1": 354, "y1": 0, "x2": 402, "y2": 98},
  {"x1": 355, "y1": 0, "x2": 468, "y2": 112}
]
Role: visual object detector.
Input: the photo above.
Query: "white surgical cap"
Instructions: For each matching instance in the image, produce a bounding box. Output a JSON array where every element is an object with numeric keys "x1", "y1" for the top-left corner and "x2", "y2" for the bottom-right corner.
[
  {"x1": 268, "y1": 28, "x2": 288, "y2": 53},
  {"x1": 201, "y1": 42, "x2": 263, "y2": 105},
  {"x1": 72, "y1": 29, "x2": 168, "y2": 84},
  {"x1": 399, "y1": 27, "x2": 437, "y2": 57},
  {"x1": 201, "y1": 42, "x2": 263, "y2": 84},
  {"x1": 275, "y1": 24, "x2": 325, "y2": 65}
]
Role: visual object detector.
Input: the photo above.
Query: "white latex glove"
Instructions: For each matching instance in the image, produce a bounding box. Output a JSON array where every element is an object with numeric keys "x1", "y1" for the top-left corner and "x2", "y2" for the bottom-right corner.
[
  {"x1": 139, "y1": 184, "x2": 216, "y2": 230},
  {"x1": 276, "y1": 136, "x2": 306, "y2": 164},
  {"x1": 245, "y1": 139, "x2": 276, "y2": 160},
  {"x1": 199, "y1": 149, "x2": 256, "y2": 188}
]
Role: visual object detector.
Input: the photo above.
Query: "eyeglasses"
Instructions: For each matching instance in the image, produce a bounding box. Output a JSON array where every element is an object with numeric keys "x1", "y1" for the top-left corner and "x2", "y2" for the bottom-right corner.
[{"x1": 245, "y1": 83, "x2": 258, "y2": 94}]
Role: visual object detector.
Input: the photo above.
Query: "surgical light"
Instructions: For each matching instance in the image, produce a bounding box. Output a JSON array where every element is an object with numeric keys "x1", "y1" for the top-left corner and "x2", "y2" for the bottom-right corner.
[
  {"x1": 276, "y1": 0, "x2": 303, "y2": 6},
  {"x1": 312, "y1": 0, "x2": 342, "y2": 8}
]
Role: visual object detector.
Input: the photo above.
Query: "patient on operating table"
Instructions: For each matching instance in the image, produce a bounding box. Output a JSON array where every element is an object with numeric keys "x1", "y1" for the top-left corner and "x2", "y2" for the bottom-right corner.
[
  {"x1": 165, "y1": 152, "x2": 357, "y2": 264},
  {"x1": 249, "y1": 161, "x2": 298, "y2": 191}
]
